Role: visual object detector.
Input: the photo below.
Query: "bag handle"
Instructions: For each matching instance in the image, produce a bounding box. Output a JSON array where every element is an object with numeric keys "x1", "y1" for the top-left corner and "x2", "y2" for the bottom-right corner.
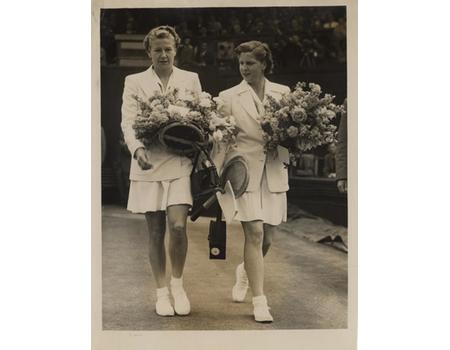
[
  {"x1": 215, "y1": 205, "x2": 223, "y2": 222},
  {"x1": 190, "y1": 143, "x2": 216, "y2": 176}
]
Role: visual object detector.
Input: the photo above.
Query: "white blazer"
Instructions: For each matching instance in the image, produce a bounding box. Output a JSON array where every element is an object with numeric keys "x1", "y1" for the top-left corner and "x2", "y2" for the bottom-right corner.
[
  {"x1": 217, "y1": 79, "x2": 291, "y2": 192},
  {"x1": 121, "y1": 66, "x2": 202, "y2": 182}
]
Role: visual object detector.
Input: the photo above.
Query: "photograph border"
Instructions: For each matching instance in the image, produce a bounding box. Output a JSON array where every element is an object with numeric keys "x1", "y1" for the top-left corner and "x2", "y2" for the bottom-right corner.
[{"x1": 91, "y1": 0, "x2": 357, "y2": 348}]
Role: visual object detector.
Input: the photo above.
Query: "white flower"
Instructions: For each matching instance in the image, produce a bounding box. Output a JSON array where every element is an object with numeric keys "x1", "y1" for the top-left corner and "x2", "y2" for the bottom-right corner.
[
  {"x1": 200, "y1": 91, "x2": 212, "y2": 99},
  {"x1": 150, "y1": 99, "x2": 162, "y2": 108},
  {"x1": 167, "y1": 104, "x2": 189, "y2": 117},
  {"x1": 213, "y1": 97, "x2": 226, "y2": 113},
  {"x1": 287, "y1": 126, "x2": 299, "y2": 138},
  {"x1": 270, "y1": 117, "x2": 279, "y2": 129},
  {"x1": 309, "y1": 83, "x2": 322, "y2": 94},
  {"x1": 213, "y1": 130, "x2": 223, "y2": 142},
  {"x1": 154, "y1": 104, "x2": 164, "y2": 112},
  {"x1": 326, "y1": 110, "x2": 336, "y2": 119},
  {"x1": 187, "y1": 111, "x2": 202, "y2": 121},
  {"x1": 291, "y1": 106, "x2": 307, "y2": 123},
  {"x1": 199, "y1": 98, "x2": 212, "y2": 108}
]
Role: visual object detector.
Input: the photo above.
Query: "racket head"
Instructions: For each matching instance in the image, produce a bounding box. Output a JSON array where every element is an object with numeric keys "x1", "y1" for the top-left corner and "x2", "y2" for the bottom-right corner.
[
  {"x1": 220, "y1": 156, "x2": 249, "y2": 198},
  {"x1": 159, "y1": 122, "x2": 205, "y2": 155}
]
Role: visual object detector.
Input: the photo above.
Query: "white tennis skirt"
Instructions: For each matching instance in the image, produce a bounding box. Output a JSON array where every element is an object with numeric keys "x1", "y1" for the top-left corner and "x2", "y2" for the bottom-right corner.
[
  {"x1": 234, "y1": 170, "x2": 287, "y2": 226},
  {"x1": 127, "y1": 176, "x2": 192, "y2": 213}
]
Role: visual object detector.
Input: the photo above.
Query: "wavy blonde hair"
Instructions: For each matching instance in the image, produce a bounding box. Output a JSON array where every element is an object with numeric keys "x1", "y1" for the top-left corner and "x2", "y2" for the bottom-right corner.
[{"x1": 143, "y1": 25, "x2": 181, "y2": 53}]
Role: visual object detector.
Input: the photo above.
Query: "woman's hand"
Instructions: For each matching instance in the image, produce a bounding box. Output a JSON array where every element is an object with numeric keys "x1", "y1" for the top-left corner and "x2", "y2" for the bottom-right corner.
[
  {"x1": 135, "y1": 148, "x2": 153, "y2": 170},
  {"x1": 337, "y1": 179, "x2": 347, "y2": 193}
]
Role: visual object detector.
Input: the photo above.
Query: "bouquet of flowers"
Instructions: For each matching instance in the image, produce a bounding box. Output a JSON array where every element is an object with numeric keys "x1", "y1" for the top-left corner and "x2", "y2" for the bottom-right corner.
[
  {"x1": 132, "y1": 89, "x2": 238, "y2": 151},
  {"x1": 260, "y1": 82, "x2": 344, "y2": 158},
  {"x1": 176, "y1": 91, "x2": 238, "y2": 145}
]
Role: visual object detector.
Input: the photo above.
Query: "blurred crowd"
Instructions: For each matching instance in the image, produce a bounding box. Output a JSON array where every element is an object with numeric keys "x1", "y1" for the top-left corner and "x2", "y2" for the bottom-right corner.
[{"x1": 101, "y1": 7, "x2": 346, "y2": 72}]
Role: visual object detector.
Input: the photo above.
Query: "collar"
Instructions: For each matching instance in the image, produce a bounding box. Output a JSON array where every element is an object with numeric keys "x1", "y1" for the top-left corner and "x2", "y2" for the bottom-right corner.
[
  {"x1": 147, "y1": 65, "x2": 179, "y2": 93},
  {"x1": 239, "y1": 78, "x2": 272, "y2": 104}
]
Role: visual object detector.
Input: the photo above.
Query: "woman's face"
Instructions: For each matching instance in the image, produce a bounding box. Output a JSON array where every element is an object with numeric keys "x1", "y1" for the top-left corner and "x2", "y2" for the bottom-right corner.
[
  {"x1": 148, "y1": 36, "x2": 176, "y2": 71},
  {"x1": 238, "y1": 52, "x2": 266, "y2": 85}
]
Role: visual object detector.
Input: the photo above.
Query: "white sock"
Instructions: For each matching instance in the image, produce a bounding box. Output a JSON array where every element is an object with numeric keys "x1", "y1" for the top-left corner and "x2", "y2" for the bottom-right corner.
[
  {"x1": 253, "y1": 295, "x2": 268, "y2": 305},
  {"x1": 170, "y1": 276, "x2": 184, "y2": 289},
  {"x1": 156, "y1": 286, "x2": 170, "y2": 298}
]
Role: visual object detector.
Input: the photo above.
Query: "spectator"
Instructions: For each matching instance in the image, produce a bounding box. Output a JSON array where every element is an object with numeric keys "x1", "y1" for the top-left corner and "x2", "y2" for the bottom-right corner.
[
  {"x1": 198, "y1": 26, "x2": 208, "y2": 38},
  {"x1": 270, "y1": 39, "x2": 287, "y2": 72},
  {"x1": 193, "y1": 15, "x2": 205, "y2": 34},
  {"x1": 125, "y1": 14, "x2": 137, "y2": 34},
  {"x1": 176, "y1": 21, "x2": 193, "y2": 38},
  {"x1": 230, "y1": 22, "x2": 245, "y2": 36},
  {"x1": 299, "y1": 35, "x2": 324, "y2": 68},
  {"x1": 311, "y1": 15, "x2": 323, "y2": 30},
  {"x1": 290, "y1": 18, "x2": 302, "y2": 33},
  {"x1": 336, "y1": 99, "x2": 347, "y2": 193},
  {"x1": 284, "y1": 34, "x2": 303, "y2": 68},
  {"x1": 177, "y1": 37, "x2": 195, "y2": 69},
  {"x1": 323, "y1": 143, "x2": 337, "y2": 178},
  {"x1": 194, "y1": 42, "x2": 215, "y2": 67},
  {"x1": 332, "y1": 17, "x2": 347, "y2": 63},
  {"x1": 243, "y1": 13, "x2": 255, "y2": 32},
  {"x1": 207, "y1": 15, "x2": 222, "y2": 36},
  {"x1": 268, "y1": 18, "x2": 283, "y2": 37},
  {"x1": 323, "y1": 12, "x2": 339, "y2": 29},
  {"x1": 249, "y1": 19, "x2": 266, "y2": 35}
]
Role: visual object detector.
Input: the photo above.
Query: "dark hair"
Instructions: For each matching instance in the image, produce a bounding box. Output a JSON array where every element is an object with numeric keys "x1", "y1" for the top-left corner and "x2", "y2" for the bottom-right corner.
[
  {"x1": 234, "y1": 40, "x2": 273, "y2": 74},
  {"x1": 143, "y1": 25, "x2": 181, "y2": 52}
]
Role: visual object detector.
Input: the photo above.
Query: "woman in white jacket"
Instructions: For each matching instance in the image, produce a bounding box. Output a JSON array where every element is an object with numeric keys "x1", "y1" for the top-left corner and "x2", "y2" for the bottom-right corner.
[
  {"x1": 121, "y1": 26, "x2": 201, "y2": 317},
  {"x1": 217, "y1": 41, "x2": 290, "y2": 322}
]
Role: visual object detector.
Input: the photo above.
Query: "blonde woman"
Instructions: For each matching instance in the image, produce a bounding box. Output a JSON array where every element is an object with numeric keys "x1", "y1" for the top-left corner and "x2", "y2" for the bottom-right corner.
[{"x1": 121, "y1": 26, "x2": 201, "y2": 316}]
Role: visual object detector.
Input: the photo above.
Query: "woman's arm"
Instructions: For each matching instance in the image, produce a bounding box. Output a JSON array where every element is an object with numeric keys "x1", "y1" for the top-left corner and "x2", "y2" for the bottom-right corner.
[{"x1": 121, "y1": 76, "x2": 145, "y2": 159}]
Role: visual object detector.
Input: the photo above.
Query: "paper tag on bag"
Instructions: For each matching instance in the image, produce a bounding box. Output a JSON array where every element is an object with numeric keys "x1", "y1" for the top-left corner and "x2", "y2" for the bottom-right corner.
[{"x1": 216, "y1": 180, "x2": 237, "y2": 224}]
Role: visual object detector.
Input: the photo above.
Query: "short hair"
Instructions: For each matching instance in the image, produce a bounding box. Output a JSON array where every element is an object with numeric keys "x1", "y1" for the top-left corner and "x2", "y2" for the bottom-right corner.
[
  {"x1": 143, "y1": 25, "x2": 181, "y2": 52},
  {"x1": 234, "y1": 40, "x2": 273, "y2": 74}
]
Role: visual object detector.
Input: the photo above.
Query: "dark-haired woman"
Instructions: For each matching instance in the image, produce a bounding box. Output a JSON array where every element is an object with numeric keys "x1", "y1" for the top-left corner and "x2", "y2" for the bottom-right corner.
[{"x1": 216, "y1": 41, "x2": 290, "y2": 322}]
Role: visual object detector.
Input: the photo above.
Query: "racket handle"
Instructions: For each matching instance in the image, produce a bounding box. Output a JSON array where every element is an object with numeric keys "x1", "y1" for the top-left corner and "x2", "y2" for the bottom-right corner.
[{"x1": 190, "y1": 193, "x2": 218, "y2": 221}]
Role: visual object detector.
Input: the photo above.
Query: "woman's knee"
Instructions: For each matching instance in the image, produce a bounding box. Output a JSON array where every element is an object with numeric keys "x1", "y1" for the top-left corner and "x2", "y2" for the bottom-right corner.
[
  {"x1": 168, "y1": 218, "x2": 187, "y2": 237},
  {"x1": 243, "y1": 223, "x2": 264, "y2": 246},
  {"x1": 167, "y1": 205, "x2": 188, "y2": 234}
]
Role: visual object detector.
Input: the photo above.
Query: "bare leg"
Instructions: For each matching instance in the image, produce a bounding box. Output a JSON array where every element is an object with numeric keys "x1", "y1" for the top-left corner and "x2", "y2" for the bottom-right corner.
[
  {"x1": 144, "y1": 211, "x2": 167, "y2": 288},
  {"x1": 166, "y1": 204, "x2": 189, "y2": 278},
  {"x1": 262, "y1": 223, "x2": 277, "y2": 257},
  {"x1": 241, "y1": 221, "x2": 265, "y2": 297}
]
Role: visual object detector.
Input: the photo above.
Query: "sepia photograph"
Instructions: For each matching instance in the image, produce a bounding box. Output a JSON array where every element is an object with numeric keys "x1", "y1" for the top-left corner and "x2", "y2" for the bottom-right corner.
[{"x1": 92, "y1": 0, "x2": 356, "y2": 347}]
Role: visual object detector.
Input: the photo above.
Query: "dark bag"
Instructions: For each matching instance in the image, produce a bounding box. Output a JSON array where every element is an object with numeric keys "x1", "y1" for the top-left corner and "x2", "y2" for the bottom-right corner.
[
  {"x1": 208, "y1": 207, "x2": 226, "y2": 259},
  {"x1": 190, "y1": 147, "x2": 220, "y2": 202}
]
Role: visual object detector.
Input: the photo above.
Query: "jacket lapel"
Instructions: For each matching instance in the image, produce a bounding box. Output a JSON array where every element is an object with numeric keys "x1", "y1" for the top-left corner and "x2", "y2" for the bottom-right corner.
[
  {"x1": 141, "y1": 67, "x2": 163, "y2": 98},
  {"x1": 264, "y1": 79, "x2": 283, "y2": 100},
  {"x1": 236, "y1": 81, "x2": 260, "y2": 122}
]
